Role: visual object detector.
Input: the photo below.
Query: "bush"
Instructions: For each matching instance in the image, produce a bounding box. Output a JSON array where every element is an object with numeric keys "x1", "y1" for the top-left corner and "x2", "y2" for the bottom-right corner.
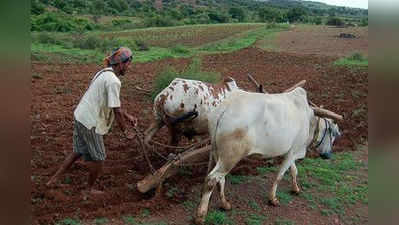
[
  {"x1": 349, "y1": 52, "x2": 365, "y2": 61},
  {"x1": 171, "y1": 44, "x2": 190, "y2": 54},
  {"x1": 134, "y1": 40, "x2": 149, "y2": 51},
  {"x1": 360, "y1": 18, "x2": 368, "y2": 26},
  {"x1": 144, "y1": 15, "x2": 177, "y2": 27},
  {"x1": 151, "y1": 58, "x2": 221, "y2": 100},
  {"x1": 111, "y1": 19, "x2": 132, "y2": 26},
  {"x1": 31, "y1": 13, "x2": 96, "y2": 32},
  {"x1": 326, "y1": 17, "x2": 345, "y2": 26}
]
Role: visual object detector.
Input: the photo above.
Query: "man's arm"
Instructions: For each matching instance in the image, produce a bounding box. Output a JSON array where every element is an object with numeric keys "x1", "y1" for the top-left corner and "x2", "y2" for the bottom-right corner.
[{"x1": 114, "y1": 107, "x2": 137, "y2": 139}]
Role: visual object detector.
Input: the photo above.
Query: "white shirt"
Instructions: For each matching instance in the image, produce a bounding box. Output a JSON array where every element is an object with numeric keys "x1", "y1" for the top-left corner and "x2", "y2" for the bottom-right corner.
[{"x1": 74, "y1": 68, "x2": 121, "y2": 135}]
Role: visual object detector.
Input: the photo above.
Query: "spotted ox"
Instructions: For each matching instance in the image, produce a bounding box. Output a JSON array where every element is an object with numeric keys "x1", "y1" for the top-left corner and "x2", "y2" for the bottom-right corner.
[
  {"x1": 144, "y1": 77, "x2": 239, "y2": 147},
  {"x1": 194, "y1": 88, "x2": 341, "y2": 224}
]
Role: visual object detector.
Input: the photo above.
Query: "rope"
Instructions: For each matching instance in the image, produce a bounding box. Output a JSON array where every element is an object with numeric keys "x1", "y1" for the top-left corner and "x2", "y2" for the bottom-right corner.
[{"x1": 131, "y1": 126, "x2": 211, "y2": 172}]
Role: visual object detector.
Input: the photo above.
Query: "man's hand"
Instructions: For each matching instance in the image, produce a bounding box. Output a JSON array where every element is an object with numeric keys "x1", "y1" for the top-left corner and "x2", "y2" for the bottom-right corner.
[
  {"x1": 125, "y1": 113, "x2": 138, "y2": 127},
  {"x1": 124, "y1": 129, "x2": 136, "y2": 140}
]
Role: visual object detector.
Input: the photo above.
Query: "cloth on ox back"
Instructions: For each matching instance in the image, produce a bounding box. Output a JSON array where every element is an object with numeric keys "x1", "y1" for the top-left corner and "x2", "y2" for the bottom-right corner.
[{"x1": 74, "y1": 67, "x2": 121, "y2": 135}]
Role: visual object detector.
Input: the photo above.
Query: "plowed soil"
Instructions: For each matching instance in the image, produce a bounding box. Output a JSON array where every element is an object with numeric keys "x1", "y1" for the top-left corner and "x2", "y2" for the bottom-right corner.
[{"x1": 32, "y1": 29, "x2": 368, "y2": 225}]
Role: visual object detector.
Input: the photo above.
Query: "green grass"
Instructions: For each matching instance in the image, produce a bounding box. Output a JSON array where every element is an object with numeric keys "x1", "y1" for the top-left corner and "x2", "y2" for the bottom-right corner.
[
  {"x1": 94, "y1": 218, "x2": 109, "y2": 225},
  {"x1": 56, "y1": 218, "x2": 82, "y2": 225},
  {"x1": 151, "y1": 57, "x2": 221, "y2": 100},
  {"x1": 274, "y1": 218, "x2": 295, "y2": 225},
  {"x1": 31, "y1": 23, "x2": 288, "y2": 64},
  {"x1": 248, "y1": 200, "x2": 261, "y2": 211},
  {"x1": 276, "y1": 190, "x2": 293, "y2": 205},
  {"x1": 334, "y1": 53, "x2": 368, "y2": 67},
  {"x1": 205, "y1": 210, "x2": 232, "y2": 225},
  {"x1": 123, "y1": 215, "x2": 137, "y2": 224},
  {"x1": 256, "y1": 166, "x2": 278, "y2": 175},
  {"x1": 198, "y1": 25, "x2": 288, "y2": 53},
  {"x1": 297, "y1": 152, "x2": 368, "y2": 216},
  {"x1": 245, "y1": 213, "x2": 267, "y2": 225},
  {"x1": 31, "y1": 43, "x2": 104, "y2": 64},
  {"x1": 226, "y1": 174, "x2": 249, "y2": 185}
]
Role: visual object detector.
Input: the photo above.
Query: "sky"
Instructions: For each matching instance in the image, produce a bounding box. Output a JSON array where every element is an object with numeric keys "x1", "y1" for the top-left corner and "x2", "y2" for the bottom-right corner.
[{"x1": 310, "y1": 0, "x2": 368, "y2": 9}]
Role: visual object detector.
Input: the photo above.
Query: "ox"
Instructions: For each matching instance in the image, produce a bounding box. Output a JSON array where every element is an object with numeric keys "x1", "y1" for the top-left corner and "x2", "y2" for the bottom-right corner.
[
  {"x1": 195, "y1": 88, "x2": 341, "y2": 224},
  {"x1": 144, "y1": 77, "x2": 239, "y2": 147}
]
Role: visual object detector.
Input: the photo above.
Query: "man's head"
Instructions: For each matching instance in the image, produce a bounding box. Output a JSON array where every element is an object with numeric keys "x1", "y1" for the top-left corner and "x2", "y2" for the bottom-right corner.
[{"x1": 104, "y1": 47, "x2": 133, "y2": 76}]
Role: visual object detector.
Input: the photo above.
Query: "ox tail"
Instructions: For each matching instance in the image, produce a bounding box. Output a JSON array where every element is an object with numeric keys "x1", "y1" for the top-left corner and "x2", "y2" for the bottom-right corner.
[{"x1": 207, "y1": 107, "x2": 228, "y2": 174}]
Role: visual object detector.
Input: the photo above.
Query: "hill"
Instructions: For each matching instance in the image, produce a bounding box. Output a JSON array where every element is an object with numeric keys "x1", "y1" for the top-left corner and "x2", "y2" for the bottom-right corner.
[{"x1": 31, "y1": 0, "x2": 368, "y2": 33}]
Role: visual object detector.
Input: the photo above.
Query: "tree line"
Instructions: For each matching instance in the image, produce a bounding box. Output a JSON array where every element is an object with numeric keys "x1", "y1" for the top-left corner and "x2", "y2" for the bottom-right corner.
[{"x1": 31, "y1": 0, "x2": 368, "y2": 32}]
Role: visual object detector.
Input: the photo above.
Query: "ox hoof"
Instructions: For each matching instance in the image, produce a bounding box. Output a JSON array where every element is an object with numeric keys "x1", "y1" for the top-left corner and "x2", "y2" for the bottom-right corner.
[
  {"x1": 220, "y1": 201, "x2": 232, "y2": 211},
  {"x1": 268, "y1": 198, "x2": 280, "y2": 206},
  {"x1": 194, "y1": 216, "x2": 205, "y2": 225},
  {"x1": 290, "y1": 189, "x2": 301, "y2": 196}
]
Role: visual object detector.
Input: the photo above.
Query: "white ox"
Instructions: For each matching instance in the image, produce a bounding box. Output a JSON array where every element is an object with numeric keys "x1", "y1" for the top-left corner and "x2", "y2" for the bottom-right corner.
[
  {"x1": 145, "y1": 77, "x2": 239, "y2": 147},
  {"x1": 195, "y1": 88, "x2": 341, "y2": 224}
]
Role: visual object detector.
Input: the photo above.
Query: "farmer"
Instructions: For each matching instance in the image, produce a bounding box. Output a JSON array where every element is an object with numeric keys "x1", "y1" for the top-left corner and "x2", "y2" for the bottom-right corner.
[{"x1": 46, "y1": 47, "x2": 137, "y2": 195}]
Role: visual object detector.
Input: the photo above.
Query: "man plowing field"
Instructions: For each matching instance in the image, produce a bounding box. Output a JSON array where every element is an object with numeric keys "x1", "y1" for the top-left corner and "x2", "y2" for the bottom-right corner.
[{"x1": 46, "y1": 47, "x2": 137, "y2": 196}]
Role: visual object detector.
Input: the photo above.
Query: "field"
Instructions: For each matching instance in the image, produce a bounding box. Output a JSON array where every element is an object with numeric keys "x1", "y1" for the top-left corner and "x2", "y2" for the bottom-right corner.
[{"x1": 31, "y1": 24, "x2": 368, "y2": 225}]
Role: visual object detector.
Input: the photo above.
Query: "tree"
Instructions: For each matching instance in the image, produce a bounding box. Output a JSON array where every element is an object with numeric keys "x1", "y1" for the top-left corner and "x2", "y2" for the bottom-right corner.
[
  {"x1": 229, "y1": 7, "x2": 246, "y2": 22},
  {"x1": 326, "y1": 17, "x2": 344, "y2": 26},
  {"x1": 287, "y1": 7, "x2": 307, "y2": 23},
  {"x1": 108, "y1": 0, "x2": 129, "y2": 13},
  {"x1": 90, "y1": 0, "x2": 106, "y2": 14},
  {"x1": 258, "y1": 7, "x2": 282, "y2": 23},
  {"x1": 31, "y1": 0, "x2": 45, "y2": 15},
  {"x1": 208, "y1": 11, "x2": 230, "y2": 23}
]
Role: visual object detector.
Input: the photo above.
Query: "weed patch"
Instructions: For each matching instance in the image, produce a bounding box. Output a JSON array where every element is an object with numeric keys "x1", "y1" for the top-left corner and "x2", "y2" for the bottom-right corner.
[
  {"x1": 256, "y1": 166, "x2": 278, "y2": 175},
  {"x1": 297, "y1": 152, "x2": 367, "y2": 216},
  {"x1": 276, "y1": 190, "x2": 293, "y2": 205},
  {"x1": 205, "y1": 210, "x2": 232, "y2": 225},
  {"x1": 227, "y1": 174, "x2": 249, "y2": 185},
  {"x1": 274, "y1": 217, "x2": 295, "y2": 225},
  {"x1": 334, "y1": 53, "x2": 368, "y2": 67},
  {"x1": 151, "y1": 58, "x2": 221, "y2": 100},
  {"x1": 245, "y1": 213, "x2": 267, "y2": 225},
  {"x1": 122, "y1": 215, "x2": 137, "y2": 224},
  {"x1": 94, "y1": 218, "x2": 109, "y2": 225},
  {"x1": 56, "y1": 218, "x2": 81, "y2": 225}
]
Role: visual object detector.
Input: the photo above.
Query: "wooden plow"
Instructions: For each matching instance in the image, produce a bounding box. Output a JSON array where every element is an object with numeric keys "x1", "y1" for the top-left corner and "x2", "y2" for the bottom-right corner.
[{"x1": 136, "y1": 75, "x2": 343, "y2": 194}]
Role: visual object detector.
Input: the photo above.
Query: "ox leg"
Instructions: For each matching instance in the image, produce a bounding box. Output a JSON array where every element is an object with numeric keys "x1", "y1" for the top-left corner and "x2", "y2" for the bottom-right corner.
[
  {"x1": 217, "y1": 176, "x2": 231, "y2": 211},
  {"x1": 195, "y1": 172, "x2": 219, "y2": 224},
  {"x1": 167, "y1": 126, "x2": 180, "y2": 148},
  {"x1": 290, "y1": 163, "x2": 300, "y2": 194},
  {"x1": 144, "y1": 119, "x2": 164, "y2": 147},
  {"x1": 269, "y1": 155, "x2": 294, "y2": 206}
]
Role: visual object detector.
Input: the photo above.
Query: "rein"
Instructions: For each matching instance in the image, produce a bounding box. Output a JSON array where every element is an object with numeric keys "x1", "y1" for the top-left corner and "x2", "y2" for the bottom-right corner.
[{"x1": 312, "y1": 117, "x2": 329, "y2": 149}]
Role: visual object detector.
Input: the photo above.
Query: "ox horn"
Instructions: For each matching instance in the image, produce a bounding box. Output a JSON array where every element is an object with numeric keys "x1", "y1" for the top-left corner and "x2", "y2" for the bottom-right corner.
[
  {"x1": 283, "y1": 80, "x2": 306, "y2": 93},
  {"x1": 312, "y1": 106, "x2": 344, "y2": 121},
  {"x1": 247, "y1": 73, "x2": 266, "y2": 93}
]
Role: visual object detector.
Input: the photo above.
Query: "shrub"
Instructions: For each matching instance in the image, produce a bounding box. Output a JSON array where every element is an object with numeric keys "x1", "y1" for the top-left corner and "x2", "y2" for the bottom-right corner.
[
  {"x1": 31, "y1": 13, "x2": 96, "y2": 32},
  {"x1": 360, "y1": 18, "x2": 368, "y2": 26},
  {"x1": 111, "y1": 18, "x2": 132, "y2": 26},
  {"x1": 349, "y1": 52, "x2": 365, "y2": 61},
  {"x1": 151, "y1": 58, "x2": 221, "y2": 100},
  {"x1": 135, "y1": 40, "x2": 149, "y2": 51},
  {"x1": 326, "y1": 17, "x2": 344, "y2": 26},
  {"x1": 171, "y1": 44, "x2": 190, "y2": 54},
  {"x1": 205, "y1": 210, "x2": 231, "y2": 225}
]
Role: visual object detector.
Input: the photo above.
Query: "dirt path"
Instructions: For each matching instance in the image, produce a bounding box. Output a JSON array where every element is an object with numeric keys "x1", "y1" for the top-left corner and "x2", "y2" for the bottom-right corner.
[{"x1": 32, "y1": 45, "x2": 367, "y2": 224}]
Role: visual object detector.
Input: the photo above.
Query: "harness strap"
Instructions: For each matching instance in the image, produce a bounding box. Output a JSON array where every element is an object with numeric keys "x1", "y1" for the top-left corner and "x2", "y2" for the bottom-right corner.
[{"x1": 314, "y1": 118, "x2": 329, "y2": 148}]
